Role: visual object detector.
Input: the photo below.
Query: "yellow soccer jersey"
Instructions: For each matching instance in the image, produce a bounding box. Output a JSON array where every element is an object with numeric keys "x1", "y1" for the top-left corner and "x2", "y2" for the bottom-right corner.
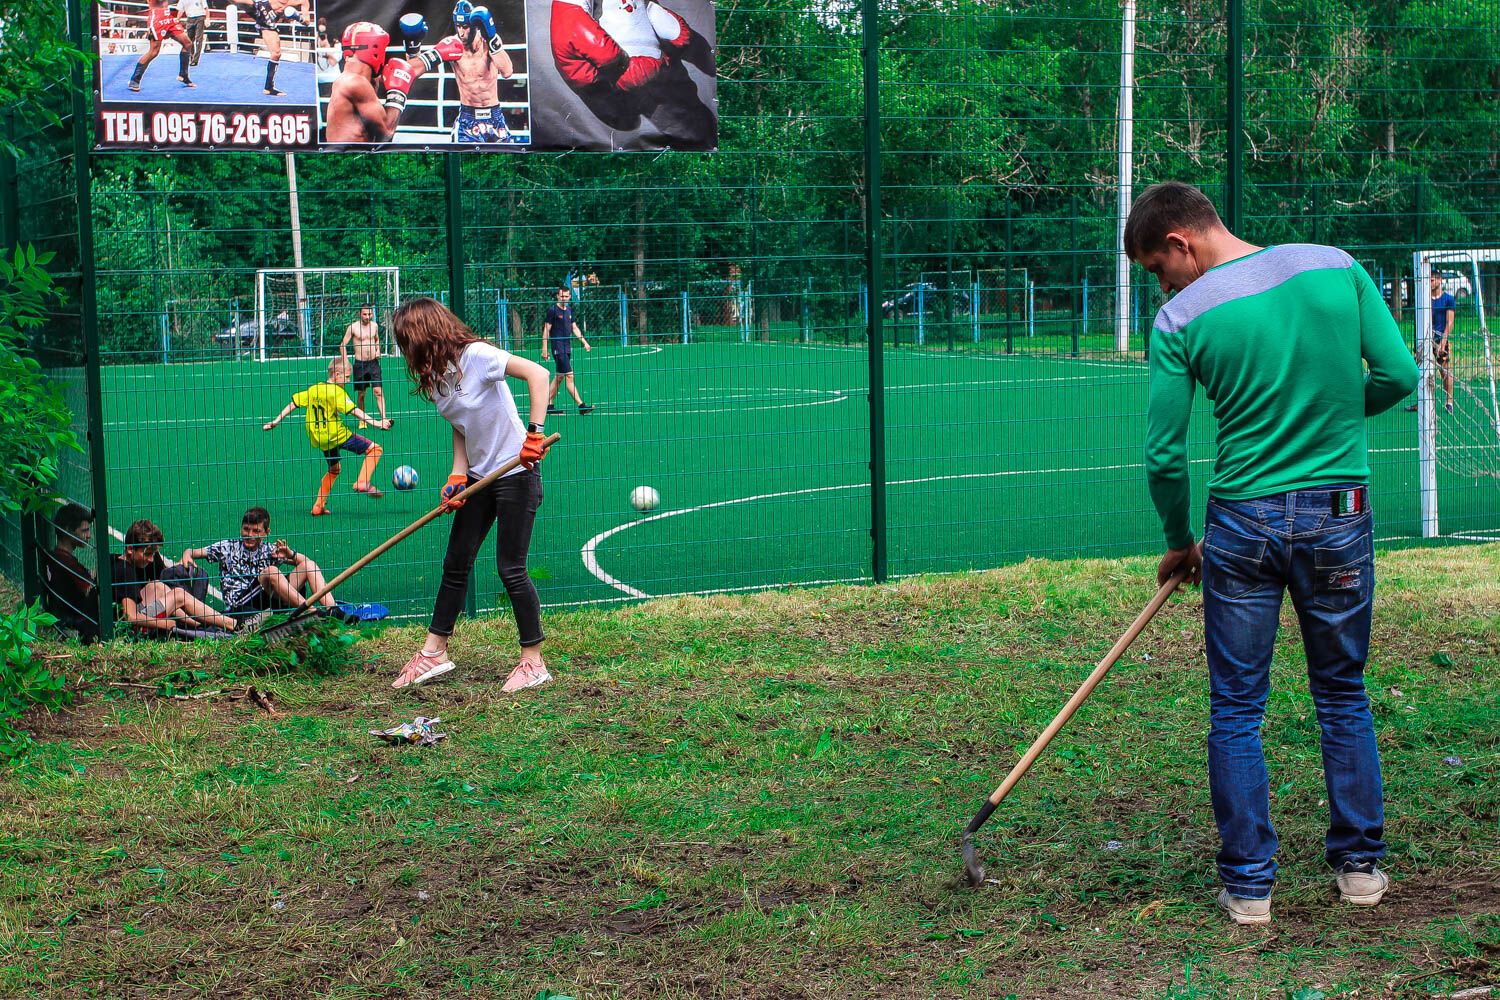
[{"x1": 292, "y1": 381, "x2": 355, "y2": 451}]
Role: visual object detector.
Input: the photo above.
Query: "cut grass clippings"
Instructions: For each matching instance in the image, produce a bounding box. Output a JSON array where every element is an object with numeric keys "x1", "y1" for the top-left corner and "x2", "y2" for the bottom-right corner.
[{"x1": 1, "y1": 546, "x2": 1497, "y2": 998}]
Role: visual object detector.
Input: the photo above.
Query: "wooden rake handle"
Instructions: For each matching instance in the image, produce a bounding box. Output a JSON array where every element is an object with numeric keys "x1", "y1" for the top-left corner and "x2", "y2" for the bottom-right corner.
[
  {"x1": 980, "y1": 570, "x2": 1186, "y2": 810},
  {"x1": 291, "y1": 433, "x2": 561, "y2": 616}
]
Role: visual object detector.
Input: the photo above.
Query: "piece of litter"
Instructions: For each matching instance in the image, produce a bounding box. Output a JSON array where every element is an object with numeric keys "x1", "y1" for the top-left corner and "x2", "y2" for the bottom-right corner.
[
  {"x1": 1141, "y1": 653, "x2": 1154, "y2": 661},
  {"x1": 271, "y1": 900, "x2": 285, "y2": 911},
  {"x1": 1388, "y1": 686, "x2": 1404, "y2": 698},
  {"x1": 1104, "y1": 840, "x2": 1123, "y2": 851},
  {"x1": 1443, "y1": 755, "x2": 1464, "y2": 767},
  {"x1": 417, "y1": 890, "x2": 430, "y2": 901},
  {"x1": 370, "y1": 716, "x2": 448, "y2": 747}
]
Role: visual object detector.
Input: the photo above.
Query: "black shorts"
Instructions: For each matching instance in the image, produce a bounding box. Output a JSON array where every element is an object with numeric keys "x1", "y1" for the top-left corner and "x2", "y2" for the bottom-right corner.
[
  {"x1": 252, "y1": 0, "x2": 277, "y2": 31},
  {"x1": 552, "y1": 350, "x2": 573, "y2": 375},
  {"x1": 352, "y1": 358, "x2": 383, "y2": 390},
  {"x1": 226, "y1": 587, "x2": 276, "y2": 616},
  {"x1": 324, "y1": 433, "x2": 373, "y2": 469}
]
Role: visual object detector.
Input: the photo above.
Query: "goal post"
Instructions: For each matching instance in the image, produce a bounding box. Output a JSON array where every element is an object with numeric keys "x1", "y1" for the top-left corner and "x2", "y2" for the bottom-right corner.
[
  {"x1": 1413, "y1": 248, "x2": 1500, "y2": 540},
  {"x1": 254, "y1": 266, "x2": 401, "y2": 362}
]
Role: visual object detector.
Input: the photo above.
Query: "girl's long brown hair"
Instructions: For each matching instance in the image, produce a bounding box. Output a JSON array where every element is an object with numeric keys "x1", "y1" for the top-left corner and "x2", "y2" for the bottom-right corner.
[{"x1": 391, "y1": 297, "x2": 481, "y2": 400}]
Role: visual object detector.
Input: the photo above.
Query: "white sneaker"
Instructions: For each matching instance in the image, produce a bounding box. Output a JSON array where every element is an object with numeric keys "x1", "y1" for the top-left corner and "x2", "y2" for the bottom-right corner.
[
  {"x1": 1217, "y1": 889, "x2": 1272, "y2": 926},
  {"x1": 1336, "y1": 863, "x2": 1389, "y2": 906}
]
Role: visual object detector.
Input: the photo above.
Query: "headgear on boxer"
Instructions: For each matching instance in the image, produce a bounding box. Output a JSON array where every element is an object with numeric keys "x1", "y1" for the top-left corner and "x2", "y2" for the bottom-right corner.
[
  {"x1": 341, "y1": 21, "x2": 390, "y2": 72},
  {"x1": 453, "y1": 0, "x2": 476, "y2": 33}
]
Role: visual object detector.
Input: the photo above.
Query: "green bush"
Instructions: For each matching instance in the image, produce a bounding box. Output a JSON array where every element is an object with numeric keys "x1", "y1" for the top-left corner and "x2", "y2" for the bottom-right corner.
[
  {"x1": 0, "y1": 245, "x2": 80, "y2": 513},
  {"x1": 0, "y1": 600, "x2": 72, "y2": 761}
]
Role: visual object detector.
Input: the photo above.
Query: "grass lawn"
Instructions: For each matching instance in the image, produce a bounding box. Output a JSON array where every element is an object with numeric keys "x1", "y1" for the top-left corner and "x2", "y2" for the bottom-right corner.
[{"x1": 2, "y1": 545, "x2": 1497, "y2": 998}]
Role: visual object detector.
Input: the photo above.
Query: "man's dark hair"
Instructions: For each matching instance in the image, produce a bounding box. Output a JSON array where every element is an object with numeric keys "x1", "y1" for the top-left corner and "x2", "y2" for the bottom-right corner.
[
  {"x1": 242, "y1": 506, "x2": 271, "y2": 530},
  {"x1": 124, "y1": 519, "x2": 164, "y2": 547},
  {"x1": 54, "y1": 502, "x2": 93, "y2": 539},
  {"x1": 1123, "y1": 182, "x2": 1224, "y2": 260},
  {"x1": 361, "y1": 302, "x2": 373, "y2": 309}
]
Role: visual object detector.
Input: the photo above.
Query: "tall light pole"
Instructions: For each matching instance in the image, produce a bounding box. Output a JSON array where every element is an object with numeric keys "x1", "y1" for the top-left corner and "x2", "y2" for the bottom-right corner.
[{"x1": 1114, "y1": 0, "x2": 1136, "y2": 353}]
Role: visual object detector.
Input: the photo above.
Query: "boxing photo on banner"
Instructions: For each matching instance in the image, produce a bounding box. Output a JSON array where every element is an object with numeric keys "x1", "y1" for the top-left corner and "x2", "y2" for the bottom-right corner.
[
  {"x1": 95, "y1": 1, "x2": 321, "y2": 150},
  {"x1": 317, "y1": 0, "x2": 532, "y2": 146},
  {"x1": 92, "y1": 0, "x2": 714, "y2": 151},
  {"x1": 533, "y1": 0, "x2": 715, "y2": 151}
]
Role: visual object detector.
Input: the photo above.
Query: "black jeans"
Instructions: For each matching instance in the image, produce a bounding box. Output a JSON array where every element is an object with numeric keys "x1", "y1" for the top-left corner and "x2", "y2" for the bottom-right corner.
[{"x1": 430, "y1": 469, "x2": 543, "y2": 646}]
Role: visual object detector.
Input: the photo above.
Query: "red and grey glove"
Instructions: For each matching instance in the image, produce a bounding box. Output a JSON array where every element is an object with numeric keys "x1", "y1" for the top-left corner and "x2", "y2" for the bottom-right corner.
[
  {"x1": 419, "y1": 33, "x2": 467, "y2": 71},
  {"x1": 519, "y1": 432, "x2": 551, "y2": 468},
  {"x1": 440, "y1": 473, "x2": 468, "y2": 511},
  {"x1": 551, "y1": 0, "x2": 627, "y2": 89},
  {"x1": 382, "y1": 58, "x2": 417, "y2": 114}
]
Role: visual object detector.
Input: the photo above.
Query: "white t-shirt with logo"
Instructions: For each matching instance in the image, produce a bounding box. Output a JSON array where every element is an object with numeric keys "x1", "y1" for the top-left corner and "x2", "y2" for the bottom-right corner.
[{"x1": 433, "y1": 341, "x2": 526, "y2": 479}]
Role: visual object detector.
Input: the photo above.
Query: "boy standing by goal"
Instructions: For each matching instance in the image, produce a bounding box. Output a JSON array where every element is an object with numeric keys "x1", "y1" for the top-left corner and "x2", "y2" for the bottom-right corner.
[{"x1": 264, "y1": 357, "x2": 392, "y2": 516}]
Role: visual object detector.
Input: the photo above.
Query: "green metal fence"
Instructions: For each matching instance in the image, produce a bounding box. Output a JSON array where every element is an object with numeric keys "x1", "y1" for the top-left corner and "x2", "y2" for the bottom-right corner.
[{"x1": 3, "y1": 0, "x2": 1497, "y2": 638}]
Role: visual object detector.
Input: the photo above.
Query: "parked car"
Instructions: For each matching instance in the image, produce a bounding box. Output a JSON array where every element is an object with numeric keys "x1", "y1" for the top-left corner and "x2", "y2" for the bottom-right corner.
[
  {"x1": 881, "y1": 282, "x2": 973, "y2": 318},
  {"x1": 216, "y1": 311, "x2": 301, "y2": 354}
]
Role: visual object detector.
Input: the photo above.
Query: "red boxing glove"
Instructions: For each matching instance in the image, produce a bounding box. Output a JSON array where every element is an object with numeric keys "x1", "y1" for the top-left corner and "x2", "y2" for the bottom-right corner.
[
  {"x1": 616, "y1": 54, "x2": 665, "y2": 91},
  {"x1": 440, "y1": 473, "x2": 468, "y2": 511},
  {"x1": 382, "y1": 58, "x2": 416, "y2": 113},
  {"x1": 647, "y1": 3, "x2": 690, "y2": 50},
  {"x1": 419, "y1": 34, "x2": 467, "y2": 71},
  {"x1": 551, "y1": 0, "x2": 627, "y2": 89},
  {"x1": 519, "y1": 432, "x2": 550, "y2": 468}
]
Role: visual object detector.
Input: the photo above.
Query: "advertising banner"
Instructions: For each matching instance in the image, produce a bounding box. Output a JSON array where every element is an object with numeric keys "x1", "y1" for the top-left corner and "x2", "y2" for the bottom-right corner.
[{"x1": 93, "y1": 0, "x2": 716, "y2": 151}]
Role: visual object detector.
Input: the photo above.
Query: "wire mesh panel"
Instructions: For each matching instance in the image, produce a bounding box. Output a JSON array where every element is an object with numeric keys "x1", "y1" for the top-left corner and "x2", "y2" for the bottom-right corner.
[{"x1": 4, "y1": 0, "x2": 1498, "y2": 620}]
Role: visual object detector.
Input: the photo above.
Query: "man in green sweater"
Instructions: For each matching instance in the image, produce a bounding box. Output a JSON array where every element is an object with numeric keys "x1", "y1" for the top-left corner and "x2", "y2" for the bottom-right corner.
[{"x1": 1126, "y1": 182, "x2": 1418, "y2": 926}]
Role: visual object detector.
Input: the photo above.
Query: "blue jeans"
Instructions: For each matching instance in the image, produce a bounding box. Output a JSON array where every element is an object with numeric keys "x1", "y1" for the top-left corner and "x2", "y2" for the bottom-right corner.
[{"x1": 1201, "y1": 485, "x2": 1386, "y2": 898}]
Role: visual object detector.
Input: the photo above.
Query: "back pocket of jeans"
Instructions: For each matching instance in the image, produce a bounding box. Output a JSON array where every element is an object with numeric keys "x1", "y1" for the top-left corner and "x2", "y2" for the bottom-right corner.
[
  {"x1": 1312, "y1": 533, "x2": 1372, "y2": 612},
  {"x1": 1203, "y1": 523, "x2": 1268, "y2": 599}
]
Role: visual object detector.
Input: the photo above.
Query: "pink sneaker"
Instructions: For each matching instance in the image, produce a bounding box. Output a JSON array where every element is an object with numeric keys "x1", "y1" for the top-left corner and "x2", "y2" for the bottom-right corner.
[
  {"x1": 392, "y1": 650, "x2": 456, "y2": 690},
  {"x1": 501, "y1": 660, "x2": 552, "y2": 693}
]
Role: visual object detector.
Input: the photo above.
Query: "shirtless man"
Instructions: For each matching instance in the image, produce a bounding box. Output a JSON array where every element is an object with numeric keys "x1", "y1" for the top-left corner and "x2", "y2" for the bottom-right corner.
[
  {"x1": 417, "y1": 1, "x2": 519, "y2": 143},
  {"x1": 324, "y1": 20, "x2": 427, "y2": 143},
  {"x1": 247, "y1": 0, "x2": 305, "y2": 97},
  {"x1": 339, "y1": 304, "x2": 388, "y2": 427},
  {"x1": 126, "y1": 0, "x2": 195, "y2": 93}
]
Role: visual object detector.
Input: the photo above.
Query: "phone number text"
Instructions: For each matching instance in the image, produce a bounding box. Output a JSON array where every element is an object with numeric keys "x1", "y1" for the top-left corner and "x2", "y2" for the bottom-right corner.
[{"x1": 99, "y1": 111, "x2": 313, "y2": 148}]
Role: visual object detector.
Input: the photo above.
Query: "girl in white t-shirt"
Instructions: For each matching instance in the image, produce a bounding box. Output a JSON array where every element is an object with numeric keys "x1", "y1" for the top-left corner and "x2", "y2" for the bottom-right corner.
[{"x1": 389, "y1": 298, "x2": 555, "y2": 692}]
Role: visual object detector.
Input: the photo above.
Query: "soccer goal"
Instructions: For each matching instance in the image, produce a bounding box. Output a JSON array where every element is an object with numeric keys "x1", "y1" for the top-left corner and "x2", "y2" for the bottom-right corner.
[
  {"x1": 253, "y1": 267, "x2": 400, "y2": 362},
  {"x1": 1414, "y1": 249, "x2": 1500, "y2": 539}
]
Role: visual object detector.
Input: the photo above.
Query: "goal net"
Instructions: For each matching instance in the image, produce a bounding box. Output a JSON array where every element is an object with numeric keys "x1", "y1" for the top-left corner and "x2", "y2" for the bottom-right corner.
[
  {"x1": 254, "y1": 267, "x2": 400, "y2": 361},
  {"x1": 1414, "y1": 250, "x2": 1500, "y2": 539}
]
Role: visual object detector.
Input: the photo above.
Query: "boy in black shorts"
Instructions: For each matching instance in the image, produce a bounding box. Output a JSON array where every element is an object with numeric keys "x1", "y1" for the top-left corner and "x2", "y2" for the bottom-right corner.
[{"x1": 541, "y1": 286, "x2": 594, "y2": 414}]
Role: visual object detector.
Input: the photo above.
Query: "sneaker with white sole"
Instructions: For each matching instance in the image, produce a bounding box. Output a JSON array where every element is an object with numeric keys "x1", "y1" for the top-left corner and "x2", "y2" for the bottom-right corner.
[
  {"x1": 392, "y1": 650, "x2": 457, "y2": 690},
  {"x1": 501, "y1": 660, "x2": 552, "y2": 693},
  {"x1": 1336, "y1": 862, "x2": 1389, "y2": 906},
  {"x1": 1216, "y1": 890, "x2": 1272, "y2": 926}
]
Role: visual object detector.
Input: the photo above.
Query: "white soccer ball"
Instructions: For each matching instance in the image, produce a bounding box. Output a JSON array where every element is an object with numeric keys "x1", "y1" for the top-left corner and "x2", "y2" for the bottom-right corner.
[
  {"x1": 630, "y1": 486, "x2": 660, "y2": 512},
  {"x1": 392, "y1": 465, "x2": 419, "y2": 491}
]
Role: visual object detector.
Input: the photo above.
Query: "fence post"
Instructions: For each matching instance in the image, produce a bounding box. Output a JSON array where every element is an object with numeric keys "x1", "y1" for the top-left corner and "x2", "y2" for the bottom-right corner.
[
  {"x1": 70, "y1": 0, "x2": 112, "y2": 639},
  {"x1": 1070, "y1": 195, "x2": 1081, "y2": 355},
  {"x1": 497, "y1": 292, "x2": 509, "y2": 349},
  {"x1": 681, "y1": 289, "x2": 690, "y2": 343},
  {"x1": 620, "y1": 288, "x2": 628, "y2": 346},
  {"x1": 971, "y1": 276, "x2": 980, "y2": 344},
  {"x1": 861, "y1": 0, "x2": 887, "y2": 584},
  {"x1": 1225, "y1": 0, "x2": 1244, "y2": 233},
  {"x1": 915, "y1": 282, "x2": 925, "y2": 345},
  {"x1": 443, "y1": 153, "x2": 478, "y2": 618}
]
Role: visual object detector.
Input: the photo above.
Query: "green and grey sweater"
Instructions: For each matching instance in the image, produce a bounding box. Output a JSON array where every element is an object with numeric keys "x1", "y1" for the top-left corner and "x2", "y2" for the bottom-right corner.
[{"x1": 1145, "y1": 243, "x2": 1419, "y2": 549}]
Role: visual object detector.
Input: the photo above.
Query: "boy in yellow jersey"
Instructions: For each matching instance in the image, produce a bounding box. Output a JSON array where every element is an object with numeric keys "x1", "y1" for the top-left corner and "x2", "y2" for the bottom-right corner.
[{"x1": 264, "y1": 358, "x2": 393, "y2": 516}]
